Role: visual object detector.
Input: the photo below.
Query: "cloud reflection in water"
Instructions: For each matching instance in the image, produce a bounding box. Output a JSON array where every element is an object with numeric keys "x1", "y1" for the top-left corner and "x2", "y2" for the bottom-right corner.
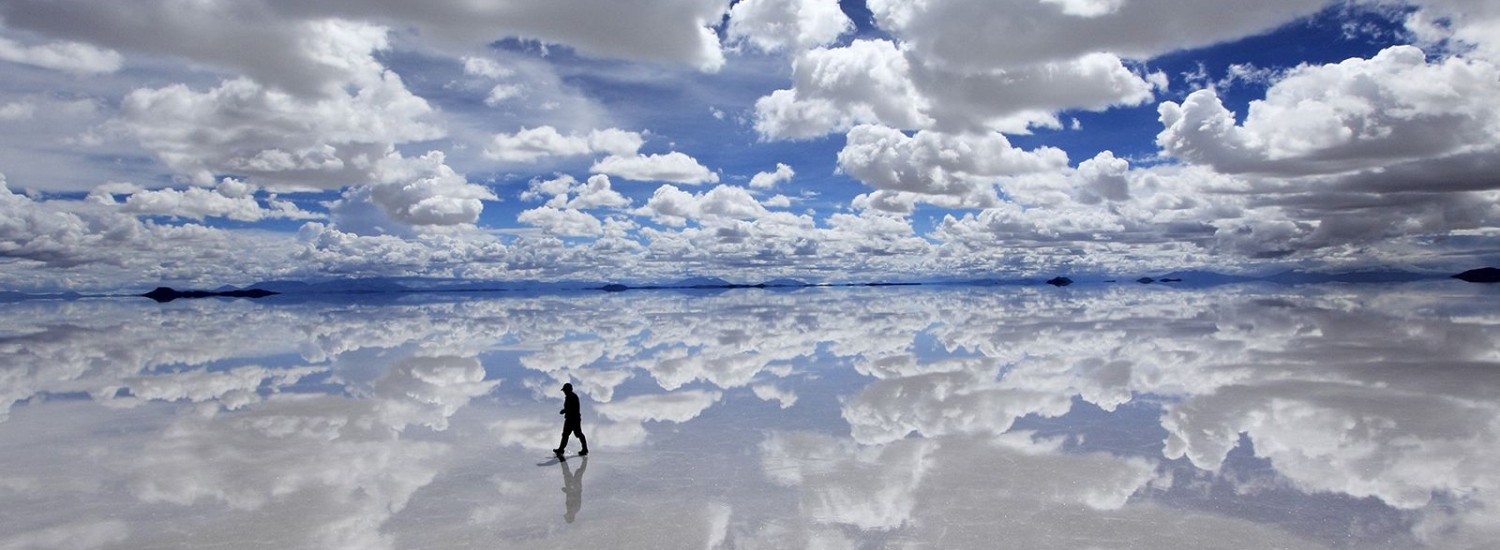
[{"x1": 0, "y1": 283, "x2": 1496, "y2": 548}]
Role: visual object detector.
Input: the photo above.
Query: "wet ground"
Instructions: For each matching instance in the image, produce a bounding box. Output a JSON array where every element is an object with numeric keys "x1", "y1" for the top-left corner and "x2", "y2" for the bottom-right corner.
[{"x1": 2, "y1": 282, "x2": 1497, "y2": 548}]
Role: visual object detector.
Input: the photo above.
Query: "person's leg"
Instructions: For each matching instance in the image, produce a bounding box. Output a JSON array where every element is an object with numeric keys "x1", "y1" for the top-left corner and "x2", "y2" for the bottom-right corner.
[
  {"x1": 557, "y1": 423, "x2": 572, "y2": 452},
  {"x1": 577, "y1": 426, "x2": 588, "y2": 454}
]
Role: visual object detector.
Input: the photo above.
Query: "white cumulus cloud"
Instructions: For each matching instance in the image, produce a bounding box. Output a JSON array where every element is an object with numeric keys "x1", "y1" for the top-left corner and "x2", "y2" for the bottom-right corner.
[
  {"x1": 111, "y1": 20, "x2": 443, "y2": 188},
  {"x1": 836, "y1": 125, "x2": 1069, "y2": 208},
  {"x1": 754, "y1": 39, "x2": 932, "y2": 140},
  {"x1": 726, "y1": 0, "x2": 854, "y2": 53},
  {"x1": 485, "y1": 126, "x2": 645, "y2": 163},
  {"x1": 591, "y1": 152, "x2": 719, "y2": 184},
  {"x1": 1159, "y1": 45, "x2": 1500, "y2": 177},
  {"x1": 115, "y1": 178, "x2": 322, "y2": 222},
  {"x1": 518, "y1": 206, "x2": 606, "y2": 237},
  {"x1": 749, "y1": 163, "x2": 796, "y2": 189}
]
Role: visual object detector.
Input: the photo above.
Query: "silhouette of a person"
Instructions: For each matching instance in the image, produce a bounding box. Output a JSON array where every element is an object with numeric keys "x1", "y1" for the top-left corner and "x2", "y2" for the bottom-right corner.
[
  {"x1": 554, "y1": 382, "x2": 588, "y2": 456},
  {"x1": 560, "y1": 455, "x2": 587, "y2": 523}
]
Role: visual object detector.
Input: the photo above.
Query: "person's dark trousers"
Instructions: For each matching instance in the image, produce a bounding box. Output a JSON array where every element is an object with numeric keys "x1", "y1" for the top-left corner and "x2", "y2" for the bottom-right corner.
[{"x1": 559, "y1": 417, "x2": 587, "y2": 453}]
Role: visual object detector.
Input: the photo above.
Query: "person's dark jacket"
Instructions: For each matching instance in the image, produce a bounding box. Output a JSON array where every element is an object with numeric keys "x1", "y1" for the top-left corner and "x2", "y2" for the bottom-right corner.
[{"x1": 560, "y1": 391, "x2": 580, "y2": 420}]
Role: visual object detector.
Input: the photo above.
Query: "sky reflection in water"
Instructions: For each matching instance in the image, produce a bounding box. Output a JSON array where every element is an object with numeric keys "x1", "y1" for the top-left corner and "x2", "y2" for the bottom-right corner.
[{"x1": 1, "y1": 283, "x2": 1497, "y2": 549}]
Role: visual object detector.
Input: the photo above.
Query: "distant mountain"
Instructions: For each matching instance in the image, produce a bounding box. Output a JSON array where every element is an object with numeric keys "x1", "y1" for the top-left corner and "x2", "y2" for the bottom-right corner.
[
  {"x1": 1046, "y1": 276, "x2": 1073, "y2": 287},
  {"x1": 244, "y1": 280, "x2": 314, "y2": 293},
  {"x1": 762, "y1": 278, "x2": 808, "y2": 287},
  {"x1": 141, "y1": 287, "x2": 278, "y2": 303},
  {"x1": 1453, "y1": 267, "x2": 1500, "y2": 283},
  {"x1": 673, "y1": 276, "x2": 735, "y2": 288}
]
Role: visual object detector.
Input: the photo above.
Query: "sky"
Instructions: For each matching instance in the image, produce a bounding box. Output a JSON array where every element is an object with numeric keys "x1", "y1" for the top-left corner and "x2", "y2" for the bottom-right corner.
[{"x1": 3, "y1": 0, "x2": 1500, "y2": 291}]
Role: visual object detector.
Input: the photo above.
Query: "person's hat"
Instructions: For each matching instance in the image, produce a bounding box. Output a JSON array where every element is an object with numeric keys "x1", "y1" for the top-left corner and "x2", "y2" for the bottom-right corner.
[{"x1": 562, "y1": 382, "x2": 573, "y2": 392}]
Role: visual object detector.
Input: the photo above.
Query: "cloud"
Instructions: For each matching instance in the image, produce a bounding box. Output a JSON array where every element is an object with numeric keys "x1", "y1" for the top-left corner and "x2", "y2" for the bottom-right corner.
[
  {"x1": 461, "y1": 56, "x2": 513, "y2": 79},
  {"x1": 1162, "y1": 380, "x2": 1500, "y2": 511},
  {"x1": 523, "y1": 174, "x2": 630, "y2": 210},
  {"x1": 292, "y1": 222, "x2": 511, "y2": 276},
  {"x1": 0, "y1": 101, "x2": 37, "y2": 120},
  {"x1": 0, "y1": 33, "x2": 122, "y2": 74},
  {"x1": 760, "y1": 432, "x2": 935, "y2": 530},
  {"x1": 1075, "y1": 151, "x2": 1132, "y2": 203},
  {"x1": 753, "y1": 39, "x2": 931, "y2": 140},
  {"x1": 484, "y1": 126, "x2": 644, "y2": 163},
  {"x1": 0, "y1": 520, "x2": 129, "y2": 550},
  {"x1": 835, "y1": 125, "x2": 1069, "y2": 208},
  {"x1": 517, "y1": 206, "x2": 605, "y2": 237},
  {"x1": 0, "y1": 95, "x2": 127, "y2": 193},
  {"x1": 359, "y1": 0, "x2": 731, "y2": 72},
  {"x1": 1405, "y1": 0, "x2": 1500, "y2": 62},
  {"x1": 119, "y1": 365, "x2": 326, "y2": 411},
  {"x1": 726, "y1": 0, "x2": 853, "y2": 53},
  {"x1": 365, "y1": 152, "x2": 497, "y2": 227},
  {"x1": 752, "y1": 383, "x2": 798, "y2": 408},
  {"x1": 0, "y1": 0, "x2": 728, "y2": 96},
  {"x1": 1040, "y1": 0, "x2": 1127, "y2": 18},
  {"x1": 749, "y1": 163, "x2": 795, "y2": 189},
  {"x1": 750, "y1": 15, "x2": 1166, "y2": 138},
  {"x1": 590, "y1": 152, "x2": 719, "y2": 184},
  {"x1": 595, "y1": 389, "x2": 723, "y2": 423},
  {"x1": 322, "y1": 151, "x2": 496, "y2": 233},
  {"x1": 483, "y1": 84, "x2": 524, "y2": 106},
  {"x1": 914, "y1": 51, "x2": 1163, "y2": 134},
  {"x1": 114, "y1": 49, "x2": 443, "y2": 188},
  {"x1": 1159, "y1": 45, "x2": 1500, "y2": 177},
  {"x1": 370, "y1": 356, "x2": 500, "y2": 432},
  {"x1": 637, "y1": 184, "x2": 782, "y2": 226},
  {"x1": 841, "y1": 363, "x2": 1075, "y2": 445},
  {"x1": 864, "y1": 0, "x2": 1329, "y2": 72},
  {"x1": 1146, "y1": 44, "x2": 1500, "y2": 259},
  {"x1": 0, "y1": 6, "x2": 393, "y2": 96},
  {"x1": 1, "y1": 174, "x2": 244, "y2": 271},
  {"x1": 126, "y1": 395, "x2": 450, "y2": 546},
  {"x1": 562, "y1": 174, "x2": 630, "y2": 210},
  {"x1": 113, "y1": 178, "x2": 322, "y2": 222}
]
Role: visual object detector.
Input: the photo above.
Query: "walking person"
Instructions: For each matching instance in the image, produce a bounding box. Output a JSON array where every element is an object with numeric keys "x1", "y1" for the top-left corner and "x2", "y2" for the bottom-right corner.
[{"x1": 555, "y1": 383, "x2": 588, "y2": 457}]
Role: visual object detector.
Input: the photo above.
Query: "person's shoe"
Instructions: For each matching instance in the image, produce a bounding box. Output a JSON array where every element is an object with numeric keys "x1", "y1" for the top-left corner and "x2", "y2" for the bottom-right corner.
[
  {"x1": 553, "y1": 448, "x2": 564, "y2": 455},
  {"x1": 579, "y1": 449, "x2": 588, "y2": 456}
]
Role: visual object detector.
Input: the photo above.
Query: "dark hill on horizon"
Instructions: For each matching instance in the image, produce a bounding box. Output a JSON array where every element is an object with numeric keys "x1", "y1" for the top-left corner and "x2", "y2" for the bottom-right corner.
[
  {"x1": 141, "y1": 287, "x2": 278, "y2": 303},
  {"x1": 1453, "y1": 267, "x2": 1500, "y2": 283},
  {"x1": 672, "y1": 276, "x2": 736, "y2": 288}
]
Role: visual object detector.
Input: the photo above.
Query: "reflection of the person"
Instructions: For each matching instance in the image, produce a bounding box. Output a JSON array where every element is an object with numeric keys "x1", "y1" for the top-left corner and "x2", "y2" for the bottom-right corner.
[{"x1": 560, "y1": 456, "x2": 587, "y2": 523}]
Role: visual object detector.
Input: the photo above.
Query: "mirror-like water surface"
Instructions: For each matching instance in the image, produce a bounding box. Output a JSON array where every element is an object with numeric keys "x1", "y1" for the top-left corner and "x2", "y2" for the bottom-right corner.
[{"x1": 2, "y1": 283, "x2": 1497, "y2": 549}]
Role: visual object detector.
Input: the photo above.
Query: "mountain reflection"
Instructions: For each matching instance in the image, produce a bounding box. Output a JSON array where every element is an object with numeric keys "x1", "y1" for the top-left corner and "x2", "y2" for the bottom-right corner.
[{"x1": 1, "y1": 283, "x2": 1496, "y2": 548}]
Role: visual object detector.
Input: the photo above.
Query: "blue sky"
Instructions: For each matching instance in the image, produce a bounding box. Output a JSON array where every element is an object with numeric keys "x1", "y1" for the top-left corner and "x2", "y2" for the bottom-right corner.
[{"x1": 3, "y1": 0, "x2": 1500, "y2": 291}]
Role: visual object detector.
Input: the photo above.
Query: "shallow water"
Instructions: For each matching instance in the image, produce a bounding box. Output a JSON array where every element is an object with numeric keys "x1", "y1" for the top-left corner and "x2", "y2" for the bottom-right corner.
[{"x1": 1, "y1": 282, "x2": 1497, "y2": 549}]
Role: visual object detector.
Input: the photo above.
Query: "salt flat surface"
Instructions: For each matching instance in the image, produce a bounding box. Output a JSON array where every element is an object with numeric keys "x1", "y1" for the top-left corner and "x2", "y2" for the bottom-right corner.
[{"x1": 1, "y1": 282, "x2": 1497, "y2": 549}]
